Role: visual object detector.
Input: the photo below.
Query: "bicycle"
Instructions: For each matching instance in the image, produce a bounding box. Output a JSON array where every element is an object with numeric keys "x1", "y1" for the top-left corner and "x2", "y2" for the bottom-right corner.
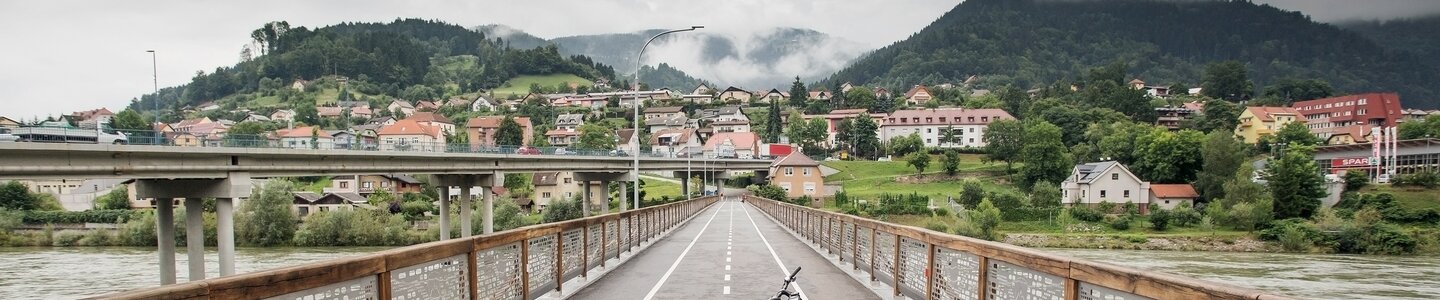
[{"x1": 769, "y1": 267, "x2": 802, "y2": 300}]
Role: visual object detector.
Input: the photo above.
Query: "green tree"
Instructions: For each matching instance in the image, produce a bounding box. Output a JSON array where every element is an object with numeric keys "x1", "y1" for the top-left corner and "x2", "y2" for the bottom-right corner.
[
  {"x1": 970, "y1": 199, "x2": 1003, "y2": 241},
  {"x1": 941, "y1": 150, "x2": 961, "y2": 176},
  {"x1": 237, "y1": 179, "x2": 298, "y2": 246},
  {"x1": 1018, "y1": 120, "x2": 1072, "y2": 189},
  {"x1": 889, "y1": 133, "x2": 924, "y2": 157},
  {"x1": 845, "y1": 87, "x2": 877, "y2": 111},
  {"x1": 1132, "y1": 129, "x2": 1205, "y2": 183},
  {"x1": 851, "y1": 113, "x2": 882, "y2": 159},
  {"x1": 1194, "y1": 99, "x2": 1241, "y2": 133},
  {"x1": 487, "y1": 198, "x2": 531, "y2": 232},
  {"x1": 1265, "y1": 146, "x2": 1326, "y2": 220},
  {"x1": 1262, "y1": 78, "x2": 1334, "y2": 104},
  {"x1": 1397, "y1": 115, "x2": 1440, "y2": 139},
  {"x1": 907, "y1": 152, "x2": 932, "y2": 174},
  {"x1": 763, "y1": 100, "x2": 783, "y2": 143},
  {"x1": 95, "y1": 186, "x2": 132, "y2": 210},
  {"x1": 753, "y1": 184, "x2": 789, "y2": 202},
  {"x1": 575, "y1": 124, "x2": 615, "y2": 150},
  {"x1": 495, "y1": 115, "x2": 525, "y2": 146},
  {"x1": 786, "y1": 111, "x2": 827, "y2": 153},
  {"x1": 1273, "y1": 121, "x2": 1322, "y2": 147},
  {"x1": 1201, "y1": 60, "x2": 1254, "y2": 102},
  {"x1": 367, "y1": 189, "x2": 396, "y2": 207},
  {"x1": 0, "y1": 181, "x2": 37, "y2": 211},
  {"x1": 982, "y1": 119, "x2": 1024, "y2": 171},
  {"x1": 1029, "y1": 180, "x2": 1061, "y2": 207},
  {"x1": 1196, "y1": 131, "x2": 1247, "y2": 201},
  {"x1": 111, "y1": 108, "x2": 150, "y2": 131},
  {"x1": 1342, "y1": 170, "x2": 1369, "y2": 192},
  {"x1": 1148, "y1": 204, "x2": 1172, "y2": 231},
  {"x1": 788, "y1": 76, "x2": 809, "y2": 109},
  {"x1": 542, "y1": 198, "x2": 582, "y2": 223}
]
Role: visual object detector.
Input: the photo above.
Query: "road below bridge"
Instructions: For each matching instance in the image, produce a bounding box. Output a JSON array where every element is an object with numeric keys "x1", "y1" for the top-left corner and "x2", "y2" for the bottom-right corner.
[{"x1": 572, "y1": 196, "x2": 878, "y2": 300}]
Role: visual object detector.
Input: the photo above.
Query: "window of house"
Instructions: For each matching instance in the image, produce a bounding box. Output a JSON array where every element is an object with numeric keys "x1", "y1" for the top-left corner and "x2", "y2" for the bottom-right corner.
[
  {"x1": 779, "y1": 183, "x2": 792, "y2": 192},
  {"x1": 785, "y1": 167, "x2": 794, "y2": 176},
  {"x1": 298, "y1": 207, "x2": 309, "y2": 216},
  {"x1": 804, "y1": 183, "x2": 816, "y2": 195},
  {"x1": 564, "y1": 178, "x2": 572, "y2": 184},
  {"x1": 1111, "y1": 173, "x2": 1119, "y2": 180},
  {"x1": 1100, "y1": 190, "x2": 1107, "y2": 198},
  {"x1": 565, "y1": 192, "x2": 573, "y2": 198},
  {"x1": 1124, "y1": 190, "x2": 1131, "y2": 198},
  {"x1": 362, "y1": 182, "x2": 373, "y2": 190},
  {"x1": 926, "y1": 128, "x2": 932, "y2": 133},
  {"x1": 542, "y1": 192, "x2": 551, "y2": 198},
  {"x1": 803, "y1": 168, "x2": 810, "y2": 176},
  {"x1": 926, "y1": 139, "x2": 932, "y2": 144},
  {"x1": 1359, "y1": 99, "x2": 1367, "y2": 105},
  {"x1": 968, "y1": 138, "x2": 974, "y2": 143},
  {"x1": 340, "y1": 182, "x2": 349, "y2": 188}
]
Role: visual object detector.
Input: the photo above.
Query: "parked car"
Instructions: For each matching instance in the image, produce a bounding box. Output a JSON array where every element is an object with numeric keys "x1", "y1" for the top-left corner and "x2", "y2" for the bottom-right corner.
[
  {"x1": 609, "y1": 150, "x2": 628, "y2": 157},
  {"x1": 516, "y1": 146, "x2": 541, "y2": 155},
  {"x1": 553, "y1": 147, "x2": 569, "y2": 155},
  {"x1": 0, "y1": 128, "x2": 17, "y2": 142}
]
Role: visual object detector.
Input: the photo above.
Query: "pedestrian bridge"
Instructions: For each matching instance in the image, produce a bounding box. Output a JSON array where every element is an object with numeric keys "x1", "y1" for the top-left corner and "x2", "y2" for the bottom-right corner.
[{"x1": 93, "y1": 195, "x2": 1294, "y2": 300}]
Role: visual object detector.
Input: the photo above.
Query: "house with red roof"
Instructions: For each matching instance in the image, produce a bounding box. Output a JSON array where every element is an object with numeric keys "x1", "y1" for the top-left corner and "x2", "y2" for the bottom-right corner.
[
  {"x1": 1234, "y1": 106, "x2": 1307, "y2": 144},
  {"x1": 378, "y1": 119, "x2": 445, "y2": 151},
  {"x1": 466, "y1": 116, "x2": 533, "y2": 147},
  {"x1": 1149, "y1": 184, "x2": 1198, "y2": 210},
  {"x1": 904, "y1": 85, "x2": 933, "y2": 106},
  {"x1": 704, "y1": 132, "x2": 760, "y2": 159},
  {"x1": 279, "y1": 126, "x2": 332, "y2": 149}
]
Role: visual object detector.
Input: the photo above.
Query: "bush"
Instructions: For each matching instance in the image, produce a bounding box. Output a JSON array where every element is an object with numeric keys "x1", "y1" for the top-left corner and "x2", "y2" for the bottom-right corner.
[
  {"x1": 1170, "y1": 203, "x2": 1202, "y2": 227},
  {"x1": 294, "y1": 209, "x2": 413, "y2": 246},
  {"x1": 543, "y1": 198, "x2": 582, "y2": 223},
  {"x1": 1001, "y1": 207, "x2": 1060, "y2": 222},
  {"x1": 1392, "y1": 170, "x2": 1440, "y2": 188},
  {"x1": 94, "y1": 187, "x2": 132, "y2": 210},
  {"x1": 1106, "y1": 215, "x2": 1132, "y2": 230},
  {"x1": 932, "y1": 207, "x2": 950, "y2": 217},
  {"x1": 924, "y1": 220, "x2": 949, "y2": 233},
  {"x1": 752, "y1": 184, "x2": 788, "y2": 202},
  {"x1": 237, "y1": 179, "x2": 298, "y2": 246},
  {"x1": 970, "y1": 199, "x2": 1002, "y2": 241},
  {"x1": 118, "y1": 212, "x2": 157, "y2": 246},
  {"x1": 1148, "y1": 207, "x2": 1172, "y2": 231},
  {"x1": 873, "y1": 193, "x2": 931, "y2": 215},
  {"x1": 1124, "y1": 235, "x2": 1149, "y2": 244},
  {"x1": 1070, "y1": 206, "x2": 1104, "y2": 222},
  {"x1": 21, "y1": 210, "x2": 141, "y2": 224},
  {"x1": 1278, "y1": 225, "x2": 1313, "y2": 252}
]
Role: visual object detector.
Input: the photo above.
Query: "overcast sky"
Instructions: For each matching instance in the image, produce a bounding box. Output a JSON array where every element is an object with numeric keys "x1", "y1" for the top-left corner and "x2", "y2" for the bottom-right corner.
[{"x1": 2, "y1": 0, "x2": 1437, "y2": 120}]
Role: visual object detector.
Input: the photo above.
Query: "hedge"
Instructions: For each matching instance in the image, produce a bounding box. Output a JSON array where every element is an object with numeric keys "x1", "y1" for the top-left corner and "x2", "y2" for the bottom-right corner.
[
  {"x1": 1001, "y1": 207, "x2": 1061, "y2": 222},
  {"x1": 22, "y1": 210, "x2": 143, "y2": 224}
]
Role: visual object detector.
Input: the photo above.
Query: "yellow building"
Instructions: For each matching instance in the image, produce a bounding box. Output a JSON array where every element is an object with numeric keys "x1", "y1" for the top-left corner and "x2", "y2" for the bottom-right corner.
[{"x1": 1234, "y1": 106, "x2": 1306, "y2": 144}]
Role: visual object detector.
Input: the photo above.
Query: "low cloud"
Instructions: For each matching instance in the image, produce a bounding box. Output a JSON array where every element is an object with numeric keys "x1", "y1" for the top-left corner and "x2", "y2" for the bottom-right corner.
[{"x1": 644, "y1": 28, "x2": 869, "y2": 89}]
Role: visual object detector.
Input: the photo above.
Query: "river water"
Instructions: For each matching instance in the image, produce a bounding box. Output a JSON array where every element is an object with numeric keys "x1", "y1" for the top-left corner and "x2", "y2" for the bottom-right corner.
[
  {"x1": 1, "y1": 246, "x2": 1437, "y2": 299},
  {"x1": 1044, "y1": 248, "x2": 1440, "y2": 299}
]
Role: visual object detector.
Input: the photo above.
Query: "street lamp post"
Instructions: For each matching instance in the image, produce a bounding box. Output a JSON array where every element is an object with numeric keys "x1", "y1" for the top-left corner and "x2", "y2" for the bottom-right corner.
[
  {"x1": 147, "y1": 50, "x2": 159, "y2": 145},
  {"x1": 633, "y1": 26, "x2": 702, "y2": 209}
]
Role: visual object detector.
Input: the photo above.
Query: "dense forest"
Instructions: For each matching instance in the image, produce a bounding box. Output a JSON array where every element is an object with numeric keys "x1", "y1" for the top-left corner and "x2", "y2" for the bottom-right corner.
[
  {"x1": 1339, "y1": 15, "x2": 1440, "y2": 71},
  {"x1": 823, "y1": 0, "x2": 1440, "y2": 109},
  {"x1": 129, "y1": 19, "x2": 619, "y2": 117},
  {"x1": 637, "y1": 63, "x2": 708, "y2": 91}
]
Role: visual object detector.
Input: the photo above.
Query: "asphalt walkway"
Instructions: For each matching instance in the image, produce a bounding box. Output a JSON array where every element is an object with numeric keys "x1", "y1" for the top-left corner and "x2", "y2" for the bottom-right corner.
[{"x1": 571, "y1": 196, "x2": 879, "y2": 300}]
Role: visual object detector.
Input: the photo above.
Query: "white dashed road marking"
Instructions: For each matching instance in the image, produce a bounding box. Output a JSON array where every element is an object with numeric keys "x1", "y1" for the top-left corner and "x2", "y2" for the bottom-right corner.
[
  {"x1": 739, "y1": 201, "x2": 809, "y2": 299},
  {"x1": 642, "y1": 201, "x2": 728, "y2": 300}
]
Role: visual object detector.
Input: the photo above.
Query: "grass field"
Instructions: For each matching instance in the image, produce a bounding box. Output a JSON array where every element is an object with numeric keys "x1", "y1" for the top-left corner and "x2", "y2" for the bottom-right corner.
[
  {"x1": 492, "y1": 74, "x2": 594, "y2": 98},
  {"x1": 641, "y1": 178, "x2": 682, "y2": 200},
  {"x1": 822, "y1": 155, "x2": 1013, "y2": 199},
  {"x1": 1356, "y1": 185, "x2": 1440, "y2": 211}
]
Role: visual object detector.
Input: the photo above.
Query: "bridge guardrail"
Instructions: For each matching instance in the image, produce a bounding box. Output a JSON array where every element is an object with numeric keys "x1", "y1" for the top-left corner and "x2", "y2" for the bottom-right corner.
[
  {"x1": 3, "y1": 126, "x2": 760, "y2": 160},
  {"x1": 743, "y1": 195, "x2": 1296, "y2": 300},
  {"x1": 92, "y1": 196, "x2": 721, "y2": 300}
]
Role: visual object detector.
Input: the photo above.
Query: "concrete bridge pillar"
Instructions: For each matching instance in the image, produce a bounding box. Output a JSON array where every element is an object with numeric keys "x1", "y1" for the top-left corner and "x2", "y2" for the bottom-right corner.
[
  {"x1": 431, "y1": 173, "x2": 499, "y2": 236},
  {"x1": 576, "y1": 172, "x2": 629, "y2": 213},
  {"x1": 135, "y1": 172, "x2": 250, "y2": 285},
  {"x1": 581, "y1": 180, "x2": 591, "y2": 217},
  {"x1": 619, "y1": 183, "x2": 628, "y2": 212}
]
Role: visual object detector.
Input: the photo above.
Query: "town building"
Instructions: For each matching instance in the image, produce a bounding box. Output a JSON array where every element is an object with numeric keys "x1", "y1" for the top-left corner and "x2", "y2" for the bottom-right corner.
[
  {"x1": 616, "y1": 129, "x2": 638, "y2": 154},
  {"x1": 323, "y1": 174, "x2": 423, "y2": 196},
  {"x1": 880, "y1": 108, "x2": 1014, "y2": 148},
  {"x1": 805, "y1": 109, "x2": 886, "y2": 147},
  {"x1": 292, "y1": 192, "x2": 366, "y2": 218},
  {"x1": 530, "y1": 172, "x2": 604, "y2": 213},
  {"x1": 1154, "y1": 106, "x2": 1196, "y2": 130},
  {"x1": 270, "y1": 110, "x2": 296, "y2": 123},
  {"x1": 1128, "y1": 79, "x2": 1171, "y2": 97},
  {"x1": 0, "y1": 116, "x2": 19, "y2": 128},
  {"x1": 387, "y1": 100, "x2": 417, "y2": 116},
  {"x1": 1291, "y1": 93, "x2": 1405, "y2": 145},
  {"x1": 758, "y1": 89, "x2": 786, "y2": 104},
  {"x1": 1234, "y1": 106, "x2": 1306, "y2": 144},
  {"x1": 717, "y1": 87, "x2": 753, "y2": 104},
  {"x1": 71, "y1": 108, "x2": 114, "y2": 127},
  {"x1": 692, "y1": 83, "x2": 713, "y2": 95},
  {"x1": 1060, "y1": 161, "x2": 1153, "y2": 214},
  {"x1": 704, "y1": 132, "x2": 760, "y2": 159},
  {"x1": 650, "y1": 128, "x2": 701, "y2": 157},
  {"x1": 279, "y1": 126, "x2": 332, "y2": 149},
  {"x1": 698, "y1": 106, "x2": 748, "y2": 123},
  {"x1": 711, "y1": 119, "x2": 751, "y2": 133},
  {"x1": 1148, "y1": 184, "x2": 1198, "y2": 210},
  {"x1": 904, "y1": 85, "x2": 933, "y2": 106},
  {"x1": 768, "y1": 154, "x2": 826, "y2": 199},
  {"x1": 555, "y1": 113, "x2": 585, "y2": 130},
  {"x1": 643, "y1": 106, "x2": 685, "y2": 120},
  {"x1": 378, "y1": 119, "x2": 445, "y2": 151},
  {"x1": 466, "y1": 116, "x2": 534, "y2": 147},
  {"x1": 545, "y1": 128, "x2": 580, "y2": 147},
  {"x1": 1311, "y1": 138, "x2": 1440, "y2": 176},
  {"x1": 404, "y1": 112, "x2": 456, "y2": 135}
]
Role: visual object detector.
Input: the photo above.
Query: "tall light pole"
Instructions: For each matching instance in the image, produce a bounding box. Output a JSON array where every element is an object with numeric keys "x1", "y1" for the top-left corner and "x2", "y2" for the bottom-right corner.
[
  {"x1": 147, "y1": 50, "x2": 159, "y2": 144},
  {"x1": 633, "y1": 25, "x2": 702, "y2": 209}
]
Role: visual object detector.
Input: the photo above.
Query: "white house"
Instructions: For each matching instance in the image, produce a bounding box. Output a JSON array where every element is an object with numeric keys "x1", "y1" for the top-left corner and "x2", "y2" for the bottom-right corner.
[
  {"x1": 650, "y1": 128, "x2": 701, "y2": 157},
  {"x1": 279, "y1": 126, "x2": 333, "y2": 149},
  {"x1": 471, "y1": 96, "x2": 497, "y2": 112},
  {"x1": 1060, "y1": 161, "x2": 1152, "y2": 214},
  {"x1": 879, "y1": 108, "x2": 1014, "y2": 148}
]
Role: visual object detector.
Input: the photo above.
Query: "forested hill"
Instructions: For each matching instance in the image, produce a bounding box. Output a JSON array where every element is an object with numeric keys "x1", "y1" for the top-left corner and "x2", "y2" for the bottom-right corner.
[
  {"x1": 822, "y1": 0, "x2": 1440, "y2": 109},
  {"x1": 130, "y1": 19, "x2": 618, "y2": 115},
  {"x1": 1339, "y1": 15, "x2": 1440, "y2": 71}
]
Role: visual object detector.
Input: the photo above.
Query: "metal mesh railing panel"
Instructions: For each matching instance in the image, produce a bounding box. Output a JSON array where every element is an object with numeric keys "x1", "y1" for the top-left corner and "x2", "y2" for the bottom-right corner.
[
  {"x1": 475, "y1": 242, "x2": 523, "y2": 300},
  {"x1": 561, "y1": 229, "x2": 584, "y2": 282},
  {"x1": 856, "y1": 227, "x2": 873, "y2": 271},
  {"x1": 1079, "y1": 282, "x2": 1153, "y2": 300},
  {"x1": 899, "y1": 238, "x2": 929, "y2": 299},
  {"x1": 987, "y1": 260, "x2": 1064, "y2": 300},
  {"x1": 827, "y1": 217, "x2": 842, "y2": 253},
  {"x1": 265, "y1": 275, "x2": 377, "y2": 300},
  {"x1": 587, "y1": 224, "x2": 603, "y2": 270},
  {"x1": 619, "y1": 217, "x2": 631, "y2": 250},
  {"x1": 389, "y1": 254, "x2": 468, "y2": 300},
  {"x1": 526, "y1": 235, "x2": 557, "y2": 298},
  {"x1": 934, "y1": 248, "x2": 981, "y2": 300},
  {"x1": 606, "y1": 220, "x2": 620, "y2": 259},
  {"x1": 875, "y1": 231, "x2": 898, "y2": 284},
  {"x1": 841, "y1": 221, "x2": 855, "y2": 262}
]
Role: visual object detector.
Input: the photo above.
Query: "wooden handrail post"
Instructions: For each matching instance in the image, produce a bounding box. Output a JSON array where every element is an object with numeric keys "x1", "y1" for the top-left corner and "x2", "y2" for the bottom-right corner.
[
  {"x1": 869, "y1": 226, "x2": 877, "y2": 282},
  {"x1": 521, "y1": 239, "x2": 531, "y2": 300},
  {"x1": 925, "y1": 243, "x2": 936, "y2": 300},
  {"x1": 976, "y1": 256, "x2": 989, "y2": 300},
  {"x1": 377, "y1": 271, "x2": 393, "y2": 299},
  {"x1": 893, "y1": 235, "x2": 901, "y2": 297},
  {"x1": 600, "y1": 220, "x2": 608, "y2": 268},
  {"x1": 467, "y1": 246, "x2": 480, "y2": 300},
  {"x1": 555, "y1": 231, "x2": 563, "y2": 293},
  {"x1": 582, "y1": 224, "x2": 590, "y2": 279}
]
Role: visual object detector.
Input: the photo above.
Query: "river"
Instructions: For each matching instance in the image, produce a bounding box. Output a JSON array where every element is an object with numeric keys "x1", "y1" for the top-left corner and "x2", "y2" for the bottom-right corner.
[
  {"x1": 1044, "y1": 248, "x2": 1440, "y2": 299},
  {"x1": 2, "y1": 247, "x2": 1437, "y2": 299}
]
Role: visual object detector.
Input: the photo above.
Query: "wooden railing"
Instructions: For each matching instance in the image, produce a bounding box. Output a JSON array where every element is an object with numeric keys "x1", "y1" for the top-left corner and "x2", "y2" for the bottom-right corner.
[
  {"x1": 93, "y1": 196, "x2": 721, "y2": 300},
  {"x1": 744, "y1": 196, "x2": 1295, "y2": 300}
]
